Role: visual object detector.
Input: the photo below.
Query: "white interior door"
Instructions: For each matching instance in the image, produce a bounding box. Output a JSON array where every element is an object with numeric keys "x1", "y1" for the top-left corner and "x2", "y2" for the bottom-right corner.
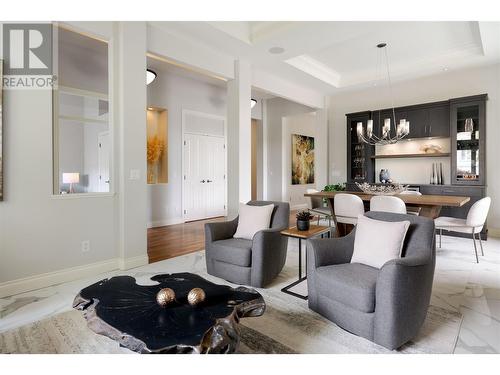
[
  {"x1": 205, "y1": 136, "x2": 226, "y2": 218},
  {"x1": 183, "y1": 133, "x2": 226, "y2": 221},
  {"x1": 97, "y1": 131, "x2": 110, "y2": 192},
  {"x1": 183, "y1": 133, "x2": 206, "y2": 221}
]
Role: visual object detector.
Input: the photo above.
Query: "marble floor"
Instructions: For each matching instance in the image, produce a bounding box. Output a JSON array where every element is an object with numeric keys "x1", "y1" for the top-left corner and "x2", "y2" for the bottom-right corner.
[{"x1": 1, "y1": 231, "x2": 499, "y2": 354}]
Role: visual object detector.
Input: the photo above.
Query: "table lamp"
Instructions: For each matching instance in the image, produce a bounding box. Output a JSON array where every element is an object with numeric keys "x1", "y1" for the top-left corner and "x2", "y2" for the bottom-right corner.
[{"x1": 62, "y1": 172, "x2": 80, "y2": 194}]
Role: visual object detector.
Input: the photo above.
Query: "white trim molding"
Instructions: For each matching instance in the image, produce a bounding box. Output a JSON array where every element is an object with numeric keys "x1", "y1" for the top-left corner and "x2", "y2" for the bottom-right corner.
[
  {"x1": 147, "y1": 217, "x2": 184, "y2": 228},
  {"x1": 118, "y1": 255, "x2": 149, "y2": 270},
  {"x1": 0, "y1": 255, "x2": 149, "y2": 298},
  {"x1": 0, "y1": 258, "x2": 118, "y2": 299}
]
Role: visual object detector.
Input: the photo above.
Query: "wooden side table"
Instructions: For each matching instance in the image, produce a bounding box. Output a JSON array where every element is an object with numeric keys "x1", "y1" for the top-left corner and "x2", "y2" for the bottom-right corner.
[{"x1": 280, "y1": 224, "x2": 331, "y2": 300}]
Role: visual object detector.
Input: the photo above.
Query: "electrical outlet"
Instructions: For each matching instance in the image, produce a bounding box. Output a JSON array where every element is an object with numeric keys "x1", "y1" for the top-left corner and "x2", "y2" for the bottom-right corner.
[{"x1": 81, "y1": 240, "x2": 90, "y2": 253}]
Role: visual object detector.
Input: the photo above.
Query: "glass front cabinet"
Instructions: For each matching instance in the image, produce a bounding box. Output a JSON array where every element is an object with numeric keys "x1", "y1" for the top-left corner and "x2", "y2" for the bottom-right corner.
[
  {"x1": 346, "y1": 112, "x2": 374, "y2": 183},
  {"x1": 450, "y1": 95, "x2": 487, "y2": 186}
]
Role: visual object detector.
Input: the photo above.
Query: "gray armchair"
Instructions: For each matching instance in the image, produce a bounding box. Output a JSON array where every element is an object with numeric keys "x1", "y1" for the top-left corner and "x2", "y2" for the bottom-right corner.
[
  {"x1": 307, "y1": 211, "x2": 436, "y2": 350},
  {"x1": 205, "y1": 201, "x2": 290, "y2": 288}
]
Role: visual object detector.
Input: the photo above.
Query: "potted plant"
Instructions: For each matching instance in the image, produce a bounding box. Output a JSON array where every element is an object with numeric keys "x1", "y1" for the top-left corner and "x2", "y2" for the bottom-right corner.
[
  {"x1": 296, "y1": 211, "x2": 314, "y2": 231},
  {"x1": 322, "y1": 182, "x2": 346, "y2": 205},
  {"x1": 323, "y1": 182, "x2": 346, "y2": 193}
]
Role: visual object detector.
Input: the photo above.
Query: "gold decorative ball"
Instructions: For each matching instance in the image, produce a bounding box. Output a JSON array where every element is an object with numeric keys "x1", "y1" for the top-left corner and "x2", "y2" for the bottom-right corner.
[
  {"x1": 187, "y1": 288, "x2": 206, "y2": 306},
  {"x1": 156, "y1": 288, "x2": 176, "y2": 307}
]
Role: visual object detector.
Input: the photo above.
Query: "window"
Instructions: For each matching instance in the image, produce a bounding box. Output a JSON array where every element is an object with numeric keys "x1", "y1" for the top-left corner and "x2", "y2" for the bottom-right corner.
[{"x1": 53, "y1": 26, "x2": 110, "y2": 195}]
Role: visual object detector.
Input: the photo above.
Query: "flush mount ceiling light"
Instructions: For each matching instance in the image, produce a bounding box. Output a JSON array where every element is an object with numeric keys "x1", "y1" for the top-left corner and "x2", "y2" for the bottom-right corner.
[
  {"x1": 251, "y1": 99, "x2": 257, "y2": 108},
  {"x1": 146, "y1": 69, "x2": 157, "y2": 85},
  {"x1": 268, "y1": 46, "x2": 285, "y2": 54},
  {"x1": 356, "y1": 43, "x2": 410, "y2": 146}
]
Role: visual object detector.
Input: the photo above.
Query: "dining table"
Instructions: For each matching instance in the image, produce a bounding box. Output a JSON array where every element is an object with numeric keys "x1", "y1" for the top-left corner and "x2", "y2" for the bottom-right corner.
[{"x1": 304, "y1": 190, "x2": 470, "y2": 236}]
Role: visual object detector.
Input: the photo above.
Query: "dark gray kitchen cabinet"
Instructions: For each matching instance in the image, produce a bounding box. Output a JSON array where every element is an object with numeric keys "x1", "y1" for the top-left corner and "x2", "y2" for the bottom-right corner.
[
  {"x1": 405, "y1": 107, "x2": 428, "y2": 139},
  {"x1": 375, "y1": 102, "x2": 449, "y2": 140},
  {"x1": 450, "y1": 95, "x2": 487, "y2": 186},
  {"x1": 346, "y1": 112, "x2": 374, "y2": 184},
  {"x1": 428, "y1": 104, "x2": 450, "y2": 138}
]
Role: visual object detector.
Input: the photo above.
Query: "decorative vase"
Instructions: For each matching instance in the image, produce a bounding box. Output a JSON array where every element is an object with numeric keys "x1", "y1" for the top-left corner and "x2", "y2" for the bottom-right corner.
[
  {"x1": 297, "y1": 219, "x2": 310, "y2": 231},
  {"x1": 437, "y1": 163, "x2": 442, "y2": 185},
  {"x1": 440, "y1": 162, "x2": 444, "y2": 185},
  {"x1": 430, "y1": 163, "x2": 436, "y2": 184},
  {"x1": 379, "y1": 169, "x2": 390, "y2": 183}
]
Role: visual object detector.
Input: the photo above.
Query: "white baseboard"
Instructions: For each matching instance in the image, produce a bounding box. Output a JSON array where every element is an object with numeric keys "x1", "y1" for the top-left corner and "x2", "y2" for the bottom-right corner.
[
  {"x1": 0, "y1": 254, "x2": 150, "y2": 298},
  {"x1": 147, "y1": 217, "x2": 184, "y2": 228},
  {"x1": 489, "y1": 227, "x2": 500, "y2": 238},
  {"x1": 118, "y1": 254, "x2": 149, "y2": 270},
  {"x1": 0, "y1": 258, "x2": 118, "y2": 299}
]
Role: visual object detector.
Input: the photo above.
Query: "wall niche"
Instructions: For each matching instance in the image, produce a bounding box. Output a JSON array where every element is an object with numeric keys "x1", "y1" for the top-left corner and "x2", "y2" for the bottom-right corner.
[{"x1": 146, "y1": 107, "x2": 168, "y2": 184}]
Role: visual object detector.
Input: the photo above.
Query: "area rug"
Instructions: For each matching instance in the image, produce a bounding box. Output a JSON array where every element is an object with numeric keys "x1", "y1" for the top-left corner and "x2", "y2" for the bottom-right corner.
[{"x1": 0, "y1": 250, "x2": 463, "y2": 354}]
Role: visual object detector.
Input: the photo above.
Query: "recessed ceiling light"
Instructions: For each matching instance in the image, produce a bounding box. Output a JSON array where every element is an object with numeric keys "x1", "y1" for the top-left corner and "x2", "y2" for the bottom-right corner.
[
  {"x1": 269, "y1": 47, "x2": 285, "y2": 54},
  {"x1": 146, "y1": 69, "x2": 157, "y2": 85}
]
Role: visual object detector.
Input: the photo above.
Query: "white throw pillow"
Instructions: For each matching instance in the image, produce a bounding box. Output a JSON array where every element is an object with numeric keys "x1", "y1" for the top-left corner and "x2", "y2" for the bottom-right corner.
[
  {"x1": 233, "y1": 203, "x2": 275, "y2": 240},
  {"x1": 350, "y1": 214, "x2": 410, "y2": 269}
]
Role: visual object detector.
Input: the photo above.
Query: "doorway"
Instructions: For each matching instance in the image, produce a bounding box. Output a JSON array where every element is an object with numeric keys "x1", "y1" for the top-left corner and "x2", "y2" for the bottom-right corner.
[{"x1": 182, "y1": 110, "x2": 227, "y2": 222}]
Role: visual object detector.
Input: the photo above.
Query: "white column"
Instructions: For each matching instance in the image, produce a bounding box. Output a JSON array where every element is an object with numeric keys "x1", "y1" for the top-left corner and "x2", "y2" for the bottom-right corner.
[
  {"x1": 262, "y1": 99, "x2": 269, "y2": 200},
  {"x1": 227, "y1": 60, "x2": 252, "y2": 217},
  {"x1": 113, "y1": 22, "x2": 148, "y2": 269},
  {"x1": 315, "y1": 97, "x2": 329, "y2": 189}
]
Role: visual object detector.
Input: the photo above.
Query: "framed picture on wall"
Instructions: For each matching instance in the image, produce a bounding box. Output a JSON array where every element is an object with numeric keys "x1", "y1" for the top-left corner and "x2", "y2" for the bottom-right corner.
[
  {"x1": 0, "y1": 59, "x2": 3, "y2": 201},
  {"x1": 291, "y1": 133, "x2": 315, "y2": 185}
]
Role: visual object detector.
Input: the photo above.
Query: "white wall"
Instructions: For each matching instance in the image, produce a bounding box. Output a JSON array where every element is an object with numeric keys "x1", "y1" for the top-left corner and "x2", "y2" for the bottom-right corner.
[
  {"x1": 0, "y1": 22, "x2": 148, "y2": 298},
  {"x1": 0, "y1": 79, "x2": 117, "y2": 287},
  {"x1": 265, "y1": 97, "x2": 315, "y2": 201},
  {"x1": 328, "y1": 63, "x2": 500, "y2": 230},
  {"x1": 146, "y1": 69, "x2": 227, "y2": 227}
]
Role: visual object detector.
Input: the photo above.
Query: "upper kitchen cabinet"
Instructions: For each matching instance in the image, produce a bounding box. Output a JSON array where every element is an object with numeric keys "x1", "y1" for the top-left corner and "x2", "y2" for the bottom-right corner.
[
  {"x1": 374, "y1": 101, "x2": 450, "y2": 140},
  {"x1": 404, "y1": 107, "x2": 428, "y2": 139},
  {"x1": 428, "y1": 103, "x2": 450, "y2": 138},
  {"x1": 450, "y1": 94, "x2": 487, "y2": 186}
]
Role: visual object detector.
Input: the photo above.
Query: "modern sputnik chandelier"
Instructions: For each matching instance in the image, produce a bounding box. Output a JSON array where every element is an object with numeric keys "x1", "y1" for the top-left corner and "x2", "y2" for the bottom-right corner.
[{"x1": 356, "y1": 43, "x2": 410, "y2": 145}]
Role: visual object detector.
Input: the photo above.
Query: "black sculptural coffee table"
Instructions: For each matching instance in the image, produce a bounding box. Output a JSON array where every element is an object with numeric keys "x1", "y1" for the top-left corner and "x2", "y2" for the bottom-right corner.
[{"x1": 73, "y1": 272, "x2": 265, "y2": 354}]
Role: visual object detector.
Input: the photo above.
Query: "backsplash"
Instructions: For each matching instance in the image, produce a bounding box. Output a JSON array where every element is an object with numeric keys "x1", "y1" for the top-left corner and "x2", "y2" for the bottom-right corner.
[
  {"x1": 375, "y1": 138, "x2": 451, "y2": 184},
  {"x1": 375, "y1": 138, "x2": 450, "y2": 155},
  {"x1": 375, "y1": 158, "x2": 450, "y2": 184}
]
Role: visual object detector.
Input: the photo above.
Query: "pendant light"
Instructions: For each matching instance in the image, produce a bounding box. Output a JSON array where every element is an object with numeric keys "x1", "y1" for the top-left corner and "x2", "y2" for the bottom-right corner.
[
  {"x1": 146, "y1": 69, "x2": 157, "y2": 85},
  {"x1": 356, "y1": 43, "x2": 410, "y2": 146}
]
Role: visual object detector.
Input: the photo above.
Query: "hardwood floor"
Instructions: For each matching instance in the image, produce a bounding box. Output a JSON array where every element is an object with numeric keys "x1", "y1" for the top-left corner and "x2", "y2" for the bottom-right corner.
[
  {"x1": 147, "y1": 217, "x2": 226, "y2": 263},
  {"x1": 147, "y1": 210, "x2": 312, "y2": 263}
]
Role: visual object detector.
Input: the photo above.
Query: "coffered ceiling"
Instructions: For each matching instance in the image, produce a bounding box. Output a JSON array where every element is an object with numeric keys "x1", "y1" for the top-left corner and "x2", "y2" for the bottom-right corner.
[{"x1": 150, "y1": 21, "x2": 500, "y2": 94}]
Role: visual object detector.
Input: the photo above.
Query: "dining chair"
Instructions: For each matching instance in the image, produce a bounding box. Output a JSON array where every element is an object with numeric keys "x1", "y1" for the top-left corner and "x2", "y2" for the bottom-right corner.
[
  {"x1": 307, "y1": 188, "x2": 332, "y2": 227},
  {"x1": 400, "y1": 190, "x2": 422, "y2": 215},
  {"x1": 334, "y1": 193, "x2": 365, "y2": 225},
  {"x1": 370, "y1": 196, "x2": 407, "y2": 214},
  {"x1": 434, "y1": 197, "x2": 491, "y2": 263}
]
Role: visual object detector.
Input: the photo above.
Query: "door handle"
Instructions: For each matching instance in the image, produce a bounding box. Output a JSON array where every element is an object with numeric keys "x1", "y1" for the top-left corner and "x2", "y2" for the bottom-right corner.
[
  {"x1": 207, "y1": 179, "x2": 213, "y2": 183},
  {"x1": 200, "y1": 180, "x2": 206, "y2": 183},
  {"x1": 105, "y1": 180, "x2": 110, "y2": 184}
]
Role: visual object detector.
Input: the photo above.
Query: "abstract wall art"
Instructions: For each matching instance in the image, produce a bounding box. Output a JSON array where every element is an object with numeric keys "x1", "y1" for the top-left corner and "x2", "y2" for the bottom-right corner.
[{"x1": 291, "y1": 134, "x2": 314, "y2": 185}]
